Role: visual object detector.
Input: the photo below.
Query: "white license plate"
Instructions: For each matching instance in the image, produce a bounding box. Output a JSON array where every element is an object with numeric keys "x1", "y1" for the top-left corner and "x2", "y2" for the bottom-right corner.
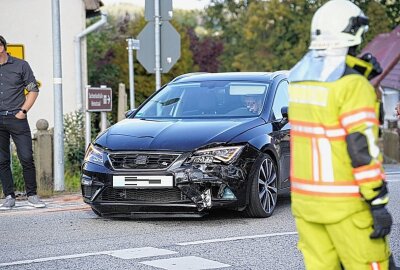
[{"x1": 113, "y1": 175, "x2": 173, "y2": 188}]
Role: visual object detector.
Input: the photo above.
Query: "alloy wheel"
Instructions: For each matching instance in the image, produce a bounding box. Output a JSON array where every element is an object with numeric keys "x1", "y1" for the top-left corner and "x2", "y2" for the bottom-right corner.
[{"x1": 257, "y1": 158, "x2": 278, "y2": 215}]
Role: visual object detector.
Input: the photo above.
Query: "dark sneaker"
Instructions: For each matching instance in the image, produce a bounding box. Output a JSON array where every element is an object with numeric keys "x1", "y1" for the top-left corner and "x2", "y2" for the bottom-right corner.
[
  {"x1": 27, "y1": 195, "x2": 46, "y2": 208},
  {"x1": 0, "y1": 195, "x2": 16, "y2": 210}
]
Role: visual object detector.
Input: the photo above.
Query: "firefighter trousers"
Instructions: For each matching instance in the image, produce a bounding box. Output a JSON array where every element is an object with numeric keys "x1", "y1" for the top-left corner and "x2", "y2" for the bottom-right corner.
[{"x1": 295, "y1": 209, "x2": 391, "y2": 270}]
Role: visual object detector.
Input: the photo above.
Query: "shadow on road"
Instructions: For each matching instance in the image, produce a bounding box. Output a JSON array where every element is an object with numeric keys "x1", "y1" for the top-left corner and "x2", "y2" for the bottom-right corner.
[{"x1": 92, "y1": 195, "x2": 292, "y2": 223}]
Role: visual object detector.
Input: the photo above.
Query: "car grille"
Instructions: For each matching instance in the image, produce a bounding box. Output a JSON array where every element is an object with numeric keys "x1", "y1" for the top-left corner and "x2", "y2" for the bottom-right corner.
[
  {"x1": 99, "y1": 187, "x2": 189, "y2": 202},
  {"x1": 108, "y1": 152, "x2": 180, "y2": 170}
]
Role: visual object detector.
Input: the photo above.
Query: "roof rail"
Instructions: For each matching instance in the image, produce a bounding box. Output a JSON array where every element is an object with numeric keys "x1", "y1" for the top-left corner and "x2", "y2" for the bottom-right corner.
[{"x1": 170, "y1": 72, "x2": 208, "y2": 83}]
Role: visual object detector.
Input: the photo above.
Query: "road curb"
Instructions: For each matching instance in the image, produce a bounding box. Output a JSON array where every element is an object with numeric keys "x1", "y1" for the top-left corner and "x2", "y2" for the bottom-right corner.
[{"x1": 0, "y1": 192, "x2": 89, "y2": 215}]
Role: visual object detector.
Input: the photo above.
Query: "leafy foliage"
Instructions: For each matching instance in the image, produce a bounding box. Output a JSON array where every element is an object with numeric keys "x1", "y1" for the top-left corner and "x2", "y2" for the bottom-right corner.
[
  {"x1": 88, "y1": 1, "x2": 397, "y2": 104},
  {"x1": 12, "y1": 150, "x2": 24, "y2": 194},
  {"x1": 203, "y1": 0, "x2": 397, "y2": 72},
  {"x1": 87, "y1": 10, "x2": 204, "y2": 125},
  {"x1": 188, "y1": 27, "x2": 224, "y2": 72},
  {"x1": 0, "y1": 146, "x2": 26, "y2": 197},
  {"x1": 235, "y1": 0, "x2": 320, "y2": 71},
  {"x1": 352, "y1": 0, "x2": 400, "y2": 28},
  {"x1": 362, "y1": 1, "x2": 392, "y2": 45},
  {"x1": 204, "y1": 0, "x2": 256, "y2": 71},
  {"x1": 62, "y1": 111, "x2": 86, "y2": 192},
  {"x1": 64, "y1": 111, "x2": 85, "y2": 172}
]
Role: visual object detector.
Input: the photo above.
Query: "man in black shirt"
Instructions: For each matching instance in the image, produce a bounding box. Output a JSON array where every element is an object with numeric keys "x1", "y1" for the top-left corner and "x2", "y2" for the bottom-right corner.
[{"x1": 0, "y1": 35, "x2": 45, "y2": 210}]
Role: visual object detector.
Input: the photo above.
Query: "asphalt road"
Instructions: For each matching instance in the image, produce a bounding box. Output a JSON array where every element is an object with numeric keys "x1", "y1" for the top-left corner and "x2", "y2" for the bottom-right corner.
[{"x1": 0, "y1": 169, "x2": 399, "y2": 270}]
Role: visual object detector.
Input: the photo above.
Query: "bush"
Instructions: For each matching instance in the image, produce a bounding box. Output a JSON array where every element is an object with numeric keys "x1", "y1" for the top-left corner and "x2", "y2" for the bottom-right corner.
[
  {"x1": 64, "y1": 111, "x2": 85, "y2": 192},
  {"x1": 64, "y1": 111, "x2": 85, "y2": 170},
  {"x1": 12, "y1": 150, "x2": 25, "y2": 193},
  {"x1": 65, "y1": 169, "x2": 81, "y2": 192}
]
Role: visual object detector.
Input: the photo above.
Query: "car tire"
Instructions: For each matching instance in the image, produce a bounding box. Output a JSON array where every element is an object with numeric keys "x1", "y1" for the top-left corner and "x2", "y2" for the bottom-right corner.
[
  {"x1": 245, "y1": 153, "x2": 278, "y2": 218},
  {"x1": 91, "y1": 207, "x2": 102, "y2": 217}
]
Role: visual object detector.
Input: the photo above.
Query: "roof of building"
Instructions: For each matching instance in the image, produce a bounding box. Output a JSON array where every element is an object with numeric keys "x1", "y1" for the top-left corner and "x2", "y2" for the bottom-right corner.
[
  {"x1": 83, "y1": 0, "x2": 103, "y2": 10},
  {"x1": 361, "y1": 25, "x2": 400, "y2": 90},
  {"x1": 83, "y1": 0, "x2": 103, "y2": 17},
  {"x1": 383, "y1": 61, "x2": 400, "y2": 90}
]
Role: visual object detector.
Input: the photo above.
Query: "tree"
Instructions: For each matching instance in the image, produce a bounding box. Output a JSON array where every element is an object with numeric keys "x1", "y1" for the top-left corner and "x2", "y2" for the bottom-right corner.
[
  {"x1": 362, "y1": 1, "x2": 392, "y2": 46},
  {"x1": 87, "y1": 0, "x2": 397, "y2": 118},
  {"x1": 204, "y1": 0, "x2": 257, "y2": 71},
  {"x1": 203, "y1": 0, "x2": 396, "y2": 72},
  {"x1": 230, "y1": 0, "x2": 321, "y2": 71},
  {"x1": 352, "y1": 0, "x2": 399, "y2": 28},
  {"x1": 87, "y1": 8, "x2": 202, "y2": 124},
  {"x1": 188, "y1": 27, "x2": 224, "y2": 72}
]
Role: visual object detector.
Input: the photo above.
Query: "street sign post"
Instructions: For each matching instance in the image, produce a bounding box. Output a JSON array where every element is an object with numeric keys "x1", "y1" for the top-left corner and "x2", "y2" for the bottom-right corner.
[
  {"x1": 86, "y1": 87, "x2": 112, "y2": 112},
  {"x1": 137, "y1": 21, "x2": 181, "y2": 74},
  {"x1": 138, "y1": 0, "x2": 180, "y2": 91},
  {"x1": 85, "y1": 86, "x2": 112, "y2": 148},
  {"x1": 144, "y1": 0, "x2": 173, "y2": 21},
  {"x1": 127, "y1": 38, "x2": 140, "y2": 110}
]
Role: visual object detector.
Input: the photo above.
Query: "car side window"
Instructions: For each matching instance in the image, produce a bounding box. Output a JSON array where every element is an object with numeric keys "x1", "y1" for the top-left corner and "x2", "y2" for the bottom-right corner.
[{"x1": 272, "y1": 80, "x2": 289, "y2": 119}]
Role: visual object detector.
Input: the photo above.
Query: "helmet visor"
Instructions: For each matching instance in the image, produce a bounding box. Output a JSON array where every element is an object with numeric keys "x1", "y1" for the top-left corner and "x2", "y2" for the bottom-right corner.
[{"x1": 343, "y1": 15, "x2": 369, "y2": 35}]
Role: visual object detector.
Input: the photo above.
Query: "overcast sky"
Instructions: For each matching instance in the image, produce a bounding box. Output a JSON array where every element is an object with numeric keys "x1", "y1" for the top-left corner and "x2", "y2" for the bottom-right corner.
[{"x1": 101, "y1": 0, "x2": 211, "y2": 10}]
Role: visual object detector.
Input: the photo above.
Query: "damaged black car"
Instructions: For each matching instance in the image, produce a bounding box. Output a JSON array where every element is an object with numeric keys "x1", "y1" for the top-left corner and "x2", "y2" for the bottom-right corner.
[{"x1": 81, "y1": 72, "x2": 291, "y2": 218}]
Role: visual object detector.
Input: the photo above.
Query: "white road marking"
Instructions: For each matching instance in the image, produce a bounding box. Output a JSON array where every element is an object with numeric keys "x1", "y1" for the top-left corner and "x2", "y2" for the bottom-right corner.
[
  {"x1": 176, "y1": 231, "x2": 298, "y2": 246},
  {"x1": 0, "y1": 252, "x2": 103, "y2": 267},
  {"x1": 0, "y1": 232, "x2": 300, "y2": 267},
  {"x1": 385, "y1": 172, "x2": 400, "y2": 176},
  {"x1": 386, "y1": 179, "x2": 400, "y2": 182},
  {"x1": 140, "y1": 256, "x2": 230, "y2": 270},
  {"x1": 108, "y1": 247, "x2": 177, "y2": 259},
  {"x1": 385, "y1": 173, "x2": 400, "y2": 182},
  {"x1": 0, "y1": 247, "x2": 174, "y2": 267}
]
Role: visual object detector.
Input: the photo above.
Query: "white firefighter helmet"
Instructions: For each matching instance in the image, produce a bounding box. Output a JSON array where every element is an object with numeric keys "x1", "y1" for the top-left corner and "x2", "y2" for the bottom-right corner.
[{"x1": 309, "y1": 0, "x2": 369, "y2": 50}]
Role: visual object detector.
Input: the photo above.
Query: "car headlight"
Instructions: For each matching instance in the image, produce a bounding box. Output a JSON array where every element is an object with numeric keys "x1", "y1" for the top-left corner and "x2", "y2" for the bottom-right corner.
[
  {"x1": 191, "y1": 146, "x2": 244, "y2": 164},
  {"x1": 84, "y1": 144, "x2": 105, "y2": 165}
]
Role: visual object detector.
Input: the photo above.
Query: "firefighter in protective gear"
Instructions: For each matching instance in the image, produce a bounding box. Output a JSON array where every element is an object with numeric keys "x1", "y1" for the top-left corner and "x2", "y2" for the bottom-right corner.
[{"x1": 288, "y1": 0, "x2": 394, "y2": 269}]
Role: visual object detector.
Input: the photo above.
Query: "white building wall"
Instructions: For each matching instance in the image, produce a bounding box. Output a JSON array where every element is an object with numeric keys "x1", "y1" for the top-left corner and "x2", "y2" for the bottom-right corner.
[{"x1": 0, "y1": 0, "x2": 86, "y2": 132}]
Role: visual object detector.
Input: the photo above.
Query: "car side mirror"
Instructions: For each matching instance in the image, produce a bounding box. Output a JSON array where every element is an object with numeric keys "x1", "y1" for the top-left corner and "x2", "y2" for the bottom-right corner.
[
  {"x1": 125, "y1": 109, "x2": 136, "y2": 118},
  {"x1": 281, "y1": 106, "x2": 288, "y2": 119},
  {"x1": 274, "y1": 106, "x2": 289, "y2": 130}
]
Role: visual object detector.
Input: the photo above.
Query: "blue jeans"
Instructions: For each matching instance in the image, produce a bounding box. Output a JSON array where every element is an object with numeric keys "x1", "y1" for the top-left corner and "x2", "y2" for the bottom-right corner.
[{"x1": 0, "y1": 115, "x2": 36, "y2": 198}]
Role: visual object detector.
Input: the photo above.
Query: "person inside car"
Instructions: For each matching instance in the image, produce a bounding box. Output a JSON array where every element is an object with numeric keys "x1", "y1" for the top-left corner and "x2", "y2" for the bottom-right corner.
[{"x1": 243, "y1": 95, "x2": 263, "y2": 114}]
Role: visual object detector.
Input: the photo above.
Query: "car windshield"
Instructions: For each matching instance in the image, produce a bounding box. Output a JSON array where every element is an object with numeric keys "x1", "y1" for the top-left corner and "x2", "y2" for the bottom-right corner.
[{"x1": 134, "y1": 81, "x2": 269, "y2": 119}]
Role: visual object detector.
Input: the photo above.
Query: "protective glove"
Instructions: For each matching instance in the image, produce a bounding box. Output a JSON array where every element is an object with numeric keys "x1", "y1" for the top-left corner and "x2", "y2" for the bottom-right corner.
[
  {"x1": 360, "y1": 53, "x2": 383, "y2": 80},
  {"x1": 370, "y1": 206, "x2": 393, "y2": 239}
]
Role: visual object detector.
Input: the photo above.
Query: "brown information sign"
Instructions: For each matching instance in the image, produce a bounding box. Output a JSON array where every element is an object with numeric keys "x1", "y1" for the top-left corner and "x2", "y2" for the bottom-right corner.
[{"x1": 86, "y1": 87, "x2": 112, "y2": 112}]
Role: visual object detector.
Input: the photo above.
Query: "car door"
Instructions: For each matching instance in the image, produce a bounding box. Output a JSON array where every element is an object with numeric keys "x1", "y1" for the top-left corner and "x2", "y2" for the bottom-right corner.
[{"x1": 270, "y1": 80, "x2": 291, "y2": 191}]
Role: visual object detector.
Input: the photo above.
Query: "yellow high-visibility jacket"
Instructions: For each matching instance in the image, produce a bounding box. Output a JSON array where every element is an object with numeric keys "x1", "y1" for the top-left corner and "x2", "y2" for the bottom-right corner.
[{"x1": 289, "y1": 65, "x2": 384, "y2": 224}]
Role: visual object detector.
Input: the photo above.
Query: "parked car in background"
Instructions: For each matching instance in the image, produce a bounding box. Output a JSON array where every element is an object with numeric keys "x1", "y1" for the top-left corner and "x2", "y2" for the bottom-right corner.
[{"x1": 81, "y1": 72, "x2": 291, "y2": 218}]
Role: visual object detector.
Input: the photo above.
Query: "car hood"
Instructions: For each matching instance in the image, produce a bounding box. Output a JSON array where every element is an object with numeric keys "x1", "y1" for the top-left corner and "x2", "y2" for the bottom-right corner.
[{"x1": 95, "y1": 118, "x2": 265, "y2": 152}]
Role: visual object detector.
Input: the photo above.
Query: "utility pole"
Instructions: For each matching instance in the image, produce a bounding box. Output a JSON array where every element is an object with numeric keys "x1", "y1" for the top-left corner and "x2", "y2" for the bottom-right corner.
[
  {"x1": 137, "y1": 0, "x2": 180, "y2": 89},
  {"x1": 154, "y1": 0, "x2": 161, "y2": 90},
  {"x1": 100, "y1": 85, "x2": 108, "y2": 131},
  {"x1": 126, "y1": 38, "x2": 140, "y2": 109},
  {"x1": 51, "y1": 0, "x2": 64, "y2": 191}
]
